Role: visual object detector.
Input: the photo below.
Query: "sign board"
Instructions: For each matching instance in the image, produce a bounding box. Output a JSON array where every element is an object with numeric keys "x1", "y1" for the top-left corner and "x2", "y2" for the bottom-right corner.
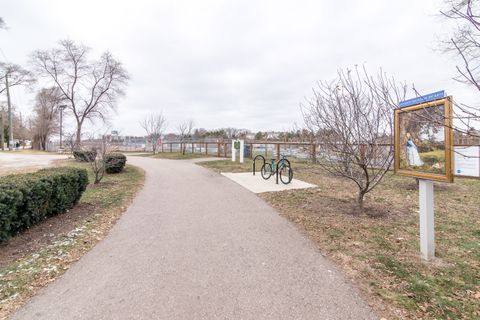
[
  {"x1": 394, "y1": 96, "x2": 454, "y2": 183},
  {"x1": 232, "y1": 139, "x2": 244, "y2": 163},
  {"x1": 234, "y1": 140, "x2": 240, "y2": 150},
  {"x1": 394, "y1": 93, "x2": 454, "y2": 261},
  {"x1": 398, "y1": 90, "x2": 445, "y2": 108},
  {"x1": 454, "y1": 146, "x2": 480, "y2": 177}
]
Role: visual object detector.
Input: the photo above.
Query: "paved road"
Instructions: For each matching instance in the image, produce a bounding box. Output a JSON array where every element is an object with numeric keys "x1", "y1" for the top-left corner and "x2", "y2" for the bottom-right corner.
[{"x1": 12, "y1": 157, "x2": 376, "y2": 320}]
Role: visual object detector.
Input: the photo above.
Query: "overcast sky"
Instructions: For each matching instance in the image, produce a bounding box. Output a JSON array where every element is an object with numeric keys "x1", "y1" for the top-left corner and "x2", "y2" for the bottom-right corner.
[{"x1": 0, "y1": 0, "x2": 475, "y2": 135}]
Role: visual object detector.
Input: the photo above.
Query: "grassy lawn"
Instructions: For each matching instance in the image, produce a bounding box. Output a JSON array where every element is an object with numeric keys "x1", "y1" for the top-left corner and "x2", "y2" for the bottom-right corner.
[
  {"x1": 137, "y1": 152, "x2": 219, "y2": 160},
  {"x1": 419, "y1": 149, "x2": 446, "y2": 163},
  {"x1": 198, "y1": 159, "x2": 480, "y2": 320},
  {"x1": 0, "y1": 161, "x2": 144, "y2": 318},
  {"x1": 198, "y1": 159, "x2": 255, "y2": 172}
]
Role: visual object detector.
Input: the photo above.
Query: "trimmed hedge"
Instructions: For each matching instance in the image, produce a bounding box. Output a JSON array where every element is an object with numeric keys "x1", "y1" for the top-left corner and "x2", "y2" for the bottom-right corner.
[
  {"x1": 73, "y1": 150, "x2": 97, "y2": 162},
  {"x1": 0, "y1": 167, "x2": 88, "y2": 242},
  {"x1": 105, "y1": 153, "x2": 127, "y2": 174}
]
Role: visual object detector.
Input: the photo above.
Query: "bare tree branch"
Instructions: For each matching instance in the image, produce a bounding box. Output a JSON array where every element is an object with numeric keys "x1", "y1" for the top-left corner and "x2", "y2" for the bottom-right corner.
[
  {"x1": 177, "y1": 120, "x2": 194, "y2": 155},
  {"x1": 0, "y1": 63, "x2": 36, "y2": 95},
  {"x1": 140, "y1": 112, "x2": 167, "y2": 154},
  {"x1": 31, "y1": 87, "x2": 65, "y2": 150},
  {"x1": 439, "y1": 0, "x2": 480, "y2": 141},
  {"x1": 30, "y1": 40, "x2": 129, "y2": 148},
  {"x1": 302, "y1": 66, "x2": 406, "y2": 212}
]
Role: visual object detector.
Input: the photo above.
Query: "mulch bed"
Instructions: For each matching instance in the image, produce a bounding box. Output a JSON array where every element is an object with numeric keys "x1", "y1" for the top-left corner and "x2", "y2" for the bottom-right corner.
[{"x1": 0, "y1": 203, "x2": 97, "y2": 269}]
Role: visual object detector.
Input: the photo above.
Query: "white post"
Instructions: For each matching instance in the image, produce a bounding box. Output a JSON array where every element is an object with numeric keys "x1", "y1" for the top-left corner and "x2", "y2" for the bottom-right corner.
[
  {"x1": 231, "y1": 140, "x2": 236, "y2": 162},
  {"x1": 239, "y1": 140, "x2": 244, "y2": 163},
  {"x1": 419, "y1": 179, "x2": 435, "y2": 260}
]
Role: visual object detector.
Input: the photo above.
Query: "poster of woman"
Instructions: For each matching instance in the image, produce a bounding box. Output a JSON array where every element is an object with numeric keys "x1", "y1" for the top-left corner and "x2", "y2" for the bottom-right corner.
[
  {"x1": 405, "y1": 133, "x2": 424, "y2": 167},
  {"x1": 394, "y1": 96, "x2": 454, "y2": 182}
]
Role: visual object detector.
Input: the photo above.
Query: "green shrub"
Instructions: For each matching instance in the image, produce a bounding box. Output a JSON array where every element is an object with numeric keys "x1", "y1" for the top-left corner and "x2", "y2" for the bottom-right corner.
[
  {"x1": 419, "y1": 150, "x2": 445, "y2": 165},
  {"x1": 73, "y1": 150, "x2": 97, "y2": 162},
  {"x1": 421, "y1": 155, "x2": 440, "y2": 165},
  {"x1": 0, "y1": 167, "x2": 88, "y2": 242},
  {"x1": 105, "y1": 153, "x2": 127, "y2": 174}
]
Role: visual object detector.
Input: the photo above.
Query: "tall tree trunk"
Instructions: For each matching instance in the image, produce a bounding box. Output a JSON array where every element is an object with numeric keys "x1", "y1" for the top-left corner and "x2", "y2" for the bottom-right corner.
[
  {"x1": 41, "y1": 133, "x2": 47, "y2": 151},
  {"x1": 357, "y1": 189, "x2": 365, "y2": 214},
  {"x1": 75, "y1": 123, "x2": 82, "y2": 149}
]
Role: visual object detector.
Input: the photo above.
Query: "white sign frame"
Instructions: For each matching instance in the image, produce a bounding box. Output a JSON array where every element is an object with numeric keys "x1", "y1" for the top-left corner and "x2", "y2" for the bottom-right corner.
[
  {"x1": 454, "y1": 146, "x2": 480, "y2": 178},
  {"x1": 232, "y1": 139, "x2": 244, "y2": 163}
]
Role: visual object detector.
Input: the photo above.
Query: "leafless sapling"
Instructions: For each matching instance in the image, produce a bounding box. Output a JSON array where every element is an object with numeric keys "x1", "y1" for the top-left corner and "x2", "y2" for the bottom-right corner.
[
  {"x1": 84, "y1": 135, "x2": 110, "y2": 184},
  {"x1": 177, "y1": 120, "x2": 194, "y2": 155},
  {"x1": 140, "y1": 113, "x2": 167, "y2": 154},
  {"x1": 302, "y1": 67, "x2": 406, "y2": 212}
]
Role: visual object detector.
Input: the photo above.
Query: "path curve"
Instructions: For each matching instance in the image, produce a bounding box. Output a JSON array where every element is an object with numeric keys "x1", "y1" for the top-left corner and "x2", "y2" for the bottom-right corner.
[{"x1": 12, "y1": 157, "x2": 376, "y2": 320}]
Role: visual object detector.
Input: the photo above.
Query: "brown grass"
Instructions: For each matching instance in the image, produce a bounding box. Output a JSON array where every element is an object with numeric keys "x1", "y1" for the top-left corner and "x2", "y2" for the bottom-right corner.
[{"x1": 199, "y1": 159, "x2": 480, "y2": 320}]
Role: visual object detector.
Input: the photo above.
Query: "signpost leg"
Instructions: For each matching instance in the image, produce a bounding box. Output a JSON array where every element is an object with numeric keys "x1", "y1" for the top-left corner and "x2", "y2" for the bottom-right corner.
[
  {"x1": 240, "y1": 140, "x2": 244, "y2": 163},
  {"x1": 231, "y1": 140, "x2": 236, "y2": 162},
  {"x1": 419, "y1": 179, "x2": 435, "y2": 260}
]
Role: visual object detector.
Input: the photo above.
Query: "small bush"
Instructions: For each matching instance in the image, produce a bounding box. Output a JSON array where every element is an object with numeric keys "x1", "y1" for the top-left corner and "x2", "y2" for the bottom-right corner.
[
  {"x1": 105, "y1": 153, "x2": 127, "y2": 174},
  {"x1": 73, "y1": 150, "x2": 97, "y2": 162},
  {"x1": 0, "y1": 167, "x2": 88, "y2": 242},
  {"x1": 421, "y1": 154, "x2": 440, "y2": 165}
]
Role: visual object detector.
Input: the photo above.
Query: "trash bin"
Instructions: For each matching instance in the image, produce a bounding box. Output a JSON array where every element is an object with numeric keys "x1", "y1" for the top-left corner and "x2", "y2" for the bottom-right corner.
[{"x1": 244, "y1": 145, "x2": 251, "y2": 158}]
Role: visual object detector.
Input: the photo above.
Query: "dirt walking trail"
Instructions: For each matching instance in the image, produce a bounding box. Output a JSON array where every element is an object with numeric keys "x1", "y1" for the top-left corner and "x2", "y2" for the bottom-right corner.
[{"x1": 12, "y1": 157, "x2": 376, "y2": 320}]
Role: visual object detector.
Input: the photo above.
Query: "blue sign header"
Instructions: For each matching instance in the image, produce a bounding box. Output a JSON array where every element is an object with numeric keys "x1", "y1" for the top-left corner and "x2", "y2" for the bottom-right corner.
[{"x1": 398, "y1": 90, "x2": 445, "y2": 108}]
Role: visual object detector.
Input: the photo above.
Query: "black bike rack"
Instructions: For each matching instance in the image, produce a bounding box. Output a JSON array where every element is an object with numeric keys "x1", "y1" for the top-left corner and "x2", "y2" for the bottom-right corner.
[
  {"x1": 276, "y1": 158, "x2": 291, "y2": 184},
  {"x1": 253, "y1": 155, "x2": 265, "y2": 175}
]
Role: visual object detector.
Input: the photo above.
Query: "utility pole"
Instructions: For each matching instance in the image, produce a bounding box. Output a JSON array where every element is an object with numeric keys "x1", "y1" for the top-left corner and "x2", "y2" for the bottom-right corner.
[
  {"x1": 0, "y1": 111, "x2": 4, "y2": 151},
  {"x1": 5, "y1": 72, "x2": 13, "y2": 150}
]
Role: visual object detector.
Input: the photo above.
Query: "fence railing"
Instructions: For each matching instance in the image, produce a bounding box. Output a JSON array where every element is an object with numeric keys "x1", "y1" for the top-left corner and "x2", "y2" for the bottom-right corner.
[
  {"x1": 46, "y1": 139, "x2": 480, "y2": 178},
  {"x1": 131, "y1": 141, "x2": 319, "y2": 160}
]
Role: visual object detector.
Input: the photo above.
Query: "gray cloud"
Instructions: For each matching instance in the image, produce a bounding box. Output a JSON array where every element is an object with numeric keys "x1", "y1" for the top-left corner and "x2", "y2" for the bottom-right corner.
[{"x1": 1, "y1": 0, "x2": 475, "y2": 135}]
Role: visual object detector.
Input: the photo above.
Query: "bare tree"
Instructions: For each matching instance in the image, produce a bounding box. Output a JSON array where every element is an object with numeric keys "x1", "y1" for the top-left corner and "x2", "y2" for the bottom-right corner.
[
  {"x1": 87, "y1": 136, "x2": 108, "y2": 184},
  {"x1": 82, "y1": 134, "x2": 115, "y2": 184},
  {"x1": 0, "y1": 63, "x2": 36, "y2": 95},
  {"x1": 140, "y1": 113, "x2": 167, "y2": 154},
  {"x1": 63, "y1": 132, "x2": 76, "y2": 157},
  {"x1": 0, "y1": 63, "x2": 36, "y2": 148},
  {"x1": 193, "y1": 128, "x2": 208, "y2": 139},
  {"x1": 177, "y1": 120, "x2": 194, "y2": 155},
  {"x1": 30, "y1": 40, "x2": 129, "y2": 148},
  {"x1": 439, "y1": 1, "x2": 480, "y2": 138},
  {"x1": 31, "y1": 87, "x2": 64, "y2": 150},
  {"x1": 0, "y1": 104, "x2": 31, "y2": 147},
  {"x1": 302, "y1": 67, "x2": 406, "y2": 212},
  {"x1": 223, "y1": 127, "x2": 239, "y2": 139}
]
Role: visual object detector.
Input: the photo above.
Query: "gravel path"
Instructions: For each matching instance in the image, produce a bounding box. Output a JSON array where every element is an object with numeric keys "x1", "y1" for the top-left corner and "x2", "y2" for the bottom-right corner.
[
  {"x1": 0, "y1": 152, "x2": 67, "y2": 176},
  {"x1": 12, "y1": 157, "x2": 377, "y2": 320}
]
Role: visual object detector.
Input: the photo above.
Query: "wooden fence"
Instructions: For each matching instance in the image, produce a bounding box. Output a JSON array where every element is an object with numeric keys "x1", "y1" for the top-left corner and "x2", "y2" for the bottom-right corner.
[
  {"x1": 152, "y1": 141, "x2": 318, "y2": 160},
  {"x1": 110, "y1": 140, "x2": 480, "y2": 177}
]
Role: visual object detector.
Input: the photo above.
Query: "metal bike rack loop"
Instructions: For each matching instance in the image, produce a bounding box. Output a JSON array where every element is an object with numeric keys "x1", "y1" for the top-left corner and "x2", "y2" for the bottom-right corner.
[
  {"x1": 253, "y1": 155, "x2": 265, "y2": 175},
  {"x1": 276, "y1": 158, "x2": 291, "y2": 184}
]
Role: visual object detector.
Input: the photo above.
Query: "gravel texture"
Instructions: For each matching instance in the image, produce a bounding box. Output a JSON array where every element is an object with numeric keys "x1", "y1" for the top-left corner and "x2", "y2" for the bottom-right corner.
[{"x1": 12, "y1": 157, "x2": 377, "y2": 320}]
